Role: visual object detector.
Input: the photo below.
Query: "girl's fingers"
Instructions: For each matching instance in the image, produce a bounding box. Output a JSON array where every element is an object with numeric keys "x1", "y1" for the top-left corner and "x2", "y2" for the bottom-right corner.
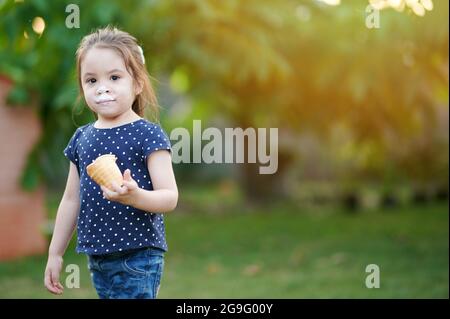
[
  {"x1": 45, "y1": 270, "x2": 62, "y2": 294},
  {"x1": 110, "y1": 182, "x2": 122, "y2": 193},
  {"x1": 104, "y1": 182, "x2": 130, "y2": 196},
  {"x1": 44, "y1": 272, "x2": 54, "y2": 292},
  {"x1": 101, "y1": 185, "x2": 118, "y2": 199},
  {"x1": 112, "y1": 182, "x2": 128, "y2": 195},
  {"x1": 123, "y1": 169, "x2": 132, "y2": 181},
  {"x1": 45, "y1": 283, "x2": 57, "y2": 294},
  {"x1": 122, "y1": 180, "x2": 136, "y2": 190},
  {"x1": 51, "y1": 271, "x2": 60, "y2": 288},
  {"x1": 52, "y1": 280, "x2": 63, "y2": 294}
]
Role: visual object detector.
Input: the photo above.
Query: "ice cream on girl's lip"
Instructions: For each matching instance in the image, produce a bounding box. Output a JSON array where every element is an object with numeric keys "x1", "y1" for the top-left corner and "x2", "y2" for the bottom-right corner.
[{"x1": 95, "y1": 95, "x2": 116, "y2": 104}]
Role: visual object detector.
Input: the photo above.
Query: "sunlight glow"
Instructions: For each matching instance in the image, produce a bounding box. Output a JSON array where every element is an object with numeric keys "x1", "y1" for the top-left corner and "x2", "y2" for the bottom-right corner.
[
  {"x1": 316, "y1": 0, "x2": 341, "y2": 6},
  {"x1": 32, "y1": 17, "x2": 45, "y2": 35},
  {"x1": 369, "y1": 0, "x2": 433, "y2": 15}
]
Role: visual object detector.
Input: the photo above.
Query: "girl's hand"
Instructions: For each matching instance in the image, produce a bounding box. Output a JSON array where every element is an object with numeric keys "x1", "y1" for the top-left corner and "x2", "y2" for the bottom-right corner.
[
  {"x1": 44, "y1": 255, "x2": 64, "y2": 295},
  {"x1": 101, "y1": 169, "x2": 140, "y2": 206}
]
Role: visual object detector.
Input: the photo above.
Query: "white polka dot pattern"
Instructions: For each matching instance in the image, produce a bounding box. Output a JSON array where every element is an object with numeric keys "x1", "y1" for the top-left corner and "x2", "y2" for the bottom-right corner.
[{"x1": 63, "y1": 119, "x2": 172, "y2": 255}]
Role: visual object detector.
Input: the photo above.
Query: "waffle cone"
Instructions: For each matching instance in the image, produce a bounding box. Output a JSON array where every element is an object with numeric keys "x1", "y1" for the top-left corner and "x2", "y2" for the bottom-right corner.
[{"x1": 86, "y1": 154, "x2": 123, "y2": 189}]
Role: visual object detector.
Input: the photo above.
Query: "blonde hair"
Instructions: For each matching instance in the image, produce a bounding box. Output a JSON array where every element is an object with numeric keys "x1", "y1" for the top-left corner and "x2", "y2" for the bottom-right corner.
[{"x1": 75, "y1": 26, "x2": 159, "y2": 121}]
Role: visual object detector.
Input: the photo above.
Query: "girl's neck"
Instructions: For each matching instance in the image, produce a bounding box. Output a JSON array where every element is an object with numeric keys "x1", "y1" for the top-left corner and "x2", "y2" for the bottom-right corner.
[{"x1": 94, "y1": 110, "x2": 142, "y2": 129}]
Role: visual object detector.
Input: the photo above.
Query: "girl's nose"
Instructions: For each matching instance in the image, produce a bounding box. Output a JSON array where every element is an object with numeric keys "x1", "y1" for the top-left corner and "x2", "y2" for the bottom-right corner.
[{"x1": 96, "y1": 86, "x2": 110, "y2": 95}]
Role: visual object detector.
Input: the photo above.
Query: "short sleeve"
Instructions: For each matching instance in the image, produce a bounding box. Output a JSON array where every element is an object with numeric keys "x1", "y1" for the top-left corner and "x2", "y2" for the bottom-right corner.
[
  {"x1": 142, "y1": 123, "x2": 172, "y2": 159},
  {"x1": 63, "y1": 127, "x2": 82, "y2": 165}
]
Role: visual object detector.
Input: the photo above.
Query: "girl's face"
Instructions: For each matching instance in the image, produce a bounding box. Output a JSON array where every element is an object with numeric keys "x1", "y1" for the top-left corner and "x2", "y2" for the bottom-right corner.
[{"x1": 81, "y1": 47, "x2": 139, "y2": 121}]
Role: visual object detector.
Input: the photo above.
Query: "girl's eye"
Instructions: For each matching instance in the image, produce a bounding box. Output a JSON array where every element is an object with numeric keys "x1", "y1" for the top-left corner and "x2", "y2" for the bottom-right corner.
[
  {"x1": 111, "y1": 75, "x2": 120, "y2": 81},
  {"x1": 87, "y1": 78, "x2": 96, "y2": 84}
]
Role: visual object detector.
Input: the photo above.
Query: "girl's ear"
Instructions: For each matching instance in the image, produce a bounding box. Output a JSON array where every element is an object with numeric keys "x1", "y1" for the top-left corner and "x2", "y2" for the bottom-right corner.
[{"x1": 135, "y1": 80, "x2": 143, "y2": 96}]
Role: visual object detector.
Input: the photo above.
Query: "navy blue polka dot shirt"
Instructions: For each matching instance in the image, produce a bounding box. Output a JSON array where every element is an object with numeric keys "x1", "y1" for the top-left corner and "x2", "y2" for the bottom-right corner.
[{"x1": 63, "y1": 118, "x2": 172, "y2": 255}]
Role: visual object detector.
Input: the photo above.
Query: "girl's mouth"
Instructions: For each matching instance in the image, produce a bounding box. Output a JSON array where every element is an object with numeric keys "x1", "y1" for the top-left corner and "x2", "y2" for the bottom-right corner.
[{"x1": 96, "y1": 99, "x2": 116, "y2": 105}]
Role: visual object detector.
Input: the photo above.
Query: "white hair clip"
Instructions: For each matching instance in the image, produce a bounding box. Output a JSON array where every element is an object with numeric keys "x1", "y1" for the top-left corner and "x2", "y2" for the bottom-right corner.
[{"x1": 137, "y1": 45, "x2": 145, "y2": 64}]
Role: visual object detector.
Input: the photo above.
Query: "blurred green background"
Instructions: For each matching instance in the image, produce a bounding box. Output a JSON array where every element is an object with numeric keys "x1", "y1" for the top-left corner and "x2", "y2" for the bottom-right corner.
[{"x1": 0, "y1": 0, "x2": 448, "y2": 298}]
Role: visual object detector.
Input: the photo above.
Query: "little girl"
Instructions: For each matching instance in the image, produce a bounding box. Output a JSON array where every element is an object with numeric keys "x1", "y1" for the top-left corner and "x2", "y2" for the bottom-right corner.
[{"x1": 44, "y1": 26, "x2": 178, "y2": 299}]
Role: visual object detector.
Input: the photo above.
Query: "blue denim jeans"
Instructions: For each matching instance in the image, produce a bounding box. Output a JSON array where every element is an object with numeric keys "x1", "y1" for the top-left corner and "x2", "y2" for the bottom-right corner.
[{"x1": 87, "y1": 247, "x2": 164, "y2": 299}]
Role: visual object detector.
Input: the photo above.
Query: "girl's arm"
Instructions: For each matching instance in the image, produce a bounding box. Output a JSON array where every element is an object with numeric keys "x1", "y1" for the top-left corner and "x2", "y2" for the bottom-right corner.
[
  {"x1": 133, "y1": 150, "x2": 178, "y2": 213},
  {"x1": 101, "y1": 150, "x2": 178, "y2": 214},
  {"x1": 44, "y1": 162, "x2": 80, "y2": 294},
  {"x1": 48, "y1": 162, "x2": 81, "y2": 256}
]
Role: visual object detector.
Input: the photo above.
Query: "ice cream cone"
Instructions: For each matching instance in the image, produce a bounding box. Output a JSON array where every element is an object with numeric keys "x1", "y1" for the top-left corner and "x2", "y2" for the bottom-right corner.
[{"x1": 86, "y1": 154, "x2": 123, "y2": 189}]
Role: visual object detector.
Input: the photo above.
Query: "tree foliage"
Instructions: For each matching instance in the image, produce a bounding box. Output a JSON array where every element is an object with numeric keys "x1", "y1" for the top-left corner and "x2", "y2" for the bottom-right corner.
[{"x1": 0, "y1": 0, "x2": 447, "y2": 194}]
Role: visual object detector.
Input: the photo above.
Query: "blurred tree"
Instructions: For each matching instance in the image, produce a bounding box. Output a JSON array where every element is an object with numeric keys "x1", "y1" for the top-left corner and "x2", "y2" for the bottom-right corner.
[
  {"x1": 0, "y1": 0, "x2": 447, "y2": 202},
  {"x1": 131, "y1": 0, "x2": 448, "y2": 200},
  {"x1": 0, "y1": 0, "x2": 130, "y2": 189}
]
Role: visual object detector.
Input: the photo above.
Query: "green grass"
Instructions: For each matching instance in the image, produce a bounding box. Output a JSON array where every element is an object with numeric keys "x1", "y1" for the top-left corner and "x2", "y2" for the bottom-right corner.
[{"x1": 0, "y1": 201, "x2": 448, "y2": 298}]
